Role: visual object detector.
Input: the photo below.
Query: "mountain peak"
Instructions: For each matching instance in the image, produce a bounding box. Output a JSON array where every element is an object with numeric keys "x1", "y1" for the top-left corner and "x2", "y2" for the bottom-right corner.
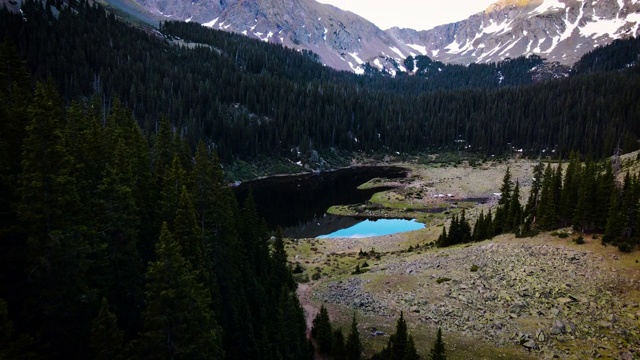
[{"x1": 106, "y1": 0, "x2": 640, "y2": 73}]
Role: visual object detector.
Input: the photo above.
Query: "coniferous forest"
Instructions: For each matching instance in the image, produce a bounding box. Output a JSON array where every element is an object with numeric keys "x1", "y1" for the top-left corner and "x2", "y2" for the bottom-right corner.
[
  {"x1": 2, "y1": 0, "x2": 640, "y2": 358},
  {"x1": 1, "y1": 0, "x2": 640, "y2": 167},
  {"x1": 0, "y1": 62, "x2": 309, "y2": 358},
  {"x1": 438, "y1": 155, "x2": 640, "y2": 252}
]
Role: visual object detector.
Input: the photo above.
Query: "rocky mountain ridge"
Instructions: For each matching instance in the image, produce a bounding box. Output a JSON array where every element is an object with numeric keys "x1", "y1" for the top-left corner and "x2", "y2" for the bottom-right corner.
[
  {"x1": 388, "y1": 0, "x2": 640, "y2": 66},
  {"x1": 101, "y1": 0, "x2": 640, "y2": 73}
]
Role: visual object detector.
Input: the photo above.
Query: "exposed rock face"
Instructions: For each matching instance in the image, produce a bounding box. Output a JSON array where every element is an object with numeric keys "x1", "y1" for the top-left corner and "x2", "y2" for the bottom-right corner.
[
  {"x1": 387, "y1": 0, "x2": 640, "y2": 65},
  {"x1": 110, "y1": 0, "x2": 640, "y2": 72},
  {"x1": 131, "y1": 0, "x2": 415, "y2": 72}
]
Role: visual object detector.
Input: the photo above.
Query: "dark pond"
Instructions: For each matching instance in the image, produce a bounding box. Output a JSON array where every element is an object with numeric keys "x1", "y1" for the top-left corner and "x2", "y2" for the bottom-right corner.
[{"x1": 232, "y1": 166, "x2": 408, "y2": 235}]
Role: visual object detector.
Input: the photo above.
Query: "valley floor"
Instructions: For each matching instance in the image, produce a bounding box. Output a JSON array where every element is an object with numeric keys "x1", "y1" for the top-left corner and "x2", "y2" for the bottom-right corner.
[{"x1": 288, "y1": 160, "x2": 640, "y2": 360}]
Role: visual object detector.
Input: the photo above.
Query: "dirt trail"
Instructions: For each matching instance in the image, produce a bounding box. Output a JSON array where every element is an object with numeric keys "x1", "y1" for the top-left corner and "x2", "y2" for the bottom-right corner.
[{"x1": 297, "y1": 283, "x2": 319, "y2": 338}]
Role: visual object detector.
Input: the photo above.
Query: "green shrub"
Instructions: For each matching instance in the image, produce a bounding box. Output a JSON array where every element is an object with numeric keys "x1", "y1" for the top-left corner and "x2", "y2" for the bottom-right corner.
[
  {"x1": 574, "y1": 236, "x2": 585, "y2": 245},
  {"x1": 352, "y1": 264, "x2": 361, "y2": 275},
  {"x1": 470, "y1": 264, "x2": 479, "y2": 272},
  {"x1": 557, "y1": 232, "x2": 569, "y2": 239},
  {"x1": 436, "y1": 277, "x2": 451, "y2": 284},
  {"x1": 361, "y1": 261, "x2": 369, "y2": 268},
  {"x1": 311, "y1": 272, "x2": 322, "y2": 281},
  {"x1": 292, "y1": 263, "x2": 304, "y2": 274},
  {"x1": 618, "y1": 242, "x2": 633, "y2": 253},
  {"x1": 293, "y1": 273, "x2": 310, "y2": 283}
]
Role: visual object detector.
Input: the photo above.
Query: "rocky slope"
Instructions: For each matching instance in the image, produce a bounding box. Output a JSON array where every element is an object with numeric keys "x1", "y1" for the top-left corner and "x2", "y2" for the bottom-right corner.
[
  {"x1": 313, "y1": 237, "x2": 640, "y2": 359},
  {"x1": 105, "y1": 0, "x2": 640, "y2": 73},
  {"x1": 126, "y1": 0, "x2": 415, "y2": 72},
  {"x1": 387, "y1": 0, "x2": 640, "y2": 65}
]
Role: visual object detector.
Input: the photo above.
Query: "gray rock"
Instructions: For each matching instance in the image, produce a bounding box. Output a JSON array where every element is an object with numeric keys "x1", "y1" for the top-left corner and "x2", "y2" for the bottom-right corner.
[
  {"x1": 620, "y1": 351, "x2": 634, "y2": 360},
  {"x1": 598, "y1": 321, "x2": 613, "y2": 329},
  {"x1": 522, "y1": 339, "x2": 537, "y2": 349},
  {"x1": 556, "y1": 297, "x2": 574, "y2": 305}
]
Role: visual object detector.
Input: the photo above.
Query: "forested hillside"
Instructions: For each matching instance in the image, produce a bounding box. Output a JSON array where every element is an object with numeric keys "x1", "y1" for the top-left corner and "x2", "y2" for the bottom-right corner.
[
  {"x1": 0, "y1": 44, "x2": 309, "y2": 358},
  {"x1": 2, "y1": 1, "x2": 640, "y2": 358},
  {"x1": 438, "y1": 155, "x2": 640, "y2": 252},
  {"x1": 1, "y1": 0, "x2": 640, "y2": 169}
]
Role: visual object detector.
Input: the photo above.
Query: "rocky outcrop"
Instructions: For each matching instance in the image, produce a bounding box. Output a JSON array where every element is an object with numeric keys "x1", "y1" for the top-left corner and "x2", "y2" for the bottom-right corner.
[
  {"x1": 107, "y1": 0, "x2": 640, "y2": 72},
  {"x1": 127, "y1": 0, "x2": 416, "y2": 72},
  {"x1": 387, "y1": 0, "x2": 640, "y2": 65},
  {"x1": 315, "y1": 240, "x2": 640, "y2": 358}
]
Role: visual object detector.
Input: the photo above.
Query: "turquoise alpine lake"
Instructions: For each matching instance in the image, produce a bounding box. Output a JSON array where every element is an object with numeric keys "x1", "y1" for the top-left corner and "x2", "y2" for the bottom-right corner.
[{"x1": 317, "y1": 219, "x2": 425, "y2": 239}]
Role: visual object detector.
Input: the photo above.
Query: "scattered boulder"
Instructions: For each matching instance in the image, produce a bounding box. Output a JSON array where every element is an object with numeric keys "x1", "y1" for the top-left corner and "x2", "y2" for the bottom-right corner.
[{"x1": 598, "y1": 320, "x2": 613, "y2": 329}]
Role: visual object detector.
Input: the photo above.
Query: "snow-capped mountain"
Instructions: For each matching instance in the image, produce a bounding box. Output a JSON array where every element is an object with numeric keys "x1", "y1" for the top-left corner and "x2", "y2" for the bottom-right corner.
[
  {"x1": 108, "y1": 0, "x2": 640, "y2": 73},
  {"x1": 130, "y1": 0, "x2": 414, "y2": 73},
  {"x1": 388, "y1": 0, "x2": 640, "y2": 65}
]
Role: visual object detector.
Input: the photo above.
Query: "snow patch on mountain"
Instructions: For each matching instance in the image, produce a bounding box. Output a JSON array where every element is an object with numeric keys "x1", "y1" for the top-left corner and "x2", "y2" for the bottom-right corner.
[
  {"x1": 389, "y1": 46, "x2": 404, "y2": 58},
  {"x1": 203, "y1": 18, "x2": 218, "y2": 28},
  {"x1": 406, "y1": 44, "x2": 427, "y2": 55},
  {"x1": 533, "y1": 0, "x2": 566, "y2": 14},
  {"x1": 348, "y1": 52, "x2": 365, "y2": 65}
]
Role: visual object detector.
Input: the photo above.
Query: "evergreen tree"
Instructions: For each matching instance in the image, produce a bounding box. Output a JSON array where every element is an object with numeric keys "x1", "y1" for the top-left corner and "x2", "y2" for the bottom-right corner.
[
  {"x1": 595, "y1": 162, "x2": 616, "y2": 231},
  {"x1": 372, "y1": 312, "x2": 420, "y2": 360},
  {"x1": 560, "y1": 153, "x2": 581, "y2": 225},
  {"x1": 389, "y1": 312, "x2": 409, "y2": 360},
  {"x1": 271, "y1": 227, "x2": 295, "y2": 291},
  {"x1": 537, "y1": 164, "x2": 558, "y2": 230},
  {"x1": 333, "y1": 328, "x2": 346, "y2": 360},
  {"x1": 95, "y1": 142, "x2": 144, "y2": 338},
  {"x1": 137, "y1": 223, "x2": 223, "y2": 359},
  {"x1": 429, "y1": 328, "x2": 446, "y2": 360},
  {"x1": 619, "y1": 173, "x2": 639, "y2": 248},
  {"x1": 158, "y1": 155, "x2": 187, "y2": 227},
  {"x1": 90, "y1": 298, "x2": 124, "y2": 360},
  {"x1": 345, "y1": 313, "x2": 363, "y2": 360},
  {"x1": 18, "y1": 81, "x2": 94, "y2": 357},
  {"x1": 506, "y1": 181, "x2": 522, "y2": 234},
  {"x1": 603, "y1": 187, "x2": 624, "y2": 245},
  {"x1": 494, "y1": 167, "x2": 513, "y2": 234},
  {"x1": 311, "y1": 305, "x2": 333, "y2": 355},
  {"x1": 403, "y1": 336, "x2": 420, "y2": 360},
  {"x1": 572, "y1": 162, "x2": 595, "y2": 233},
  {"x1": 525, "y1": 162, "x2": 544, "y2": 219},
  {"x1": 436, "y1": 226, "x2": 448, "y2": 248},
  {"x1": 553, "y1": 163, "x2": 564, "y2": 223},
  {"x1": 173, "y1": 186, "x2": 204, "y2": 272}
]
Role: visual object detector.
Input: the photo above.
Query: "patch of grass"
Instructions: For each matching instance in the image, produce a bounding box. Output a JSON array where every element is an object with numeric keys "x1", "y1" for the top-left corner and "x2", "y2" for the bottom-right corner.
[
  {"x1": 436, "y1": 277, "x2": 451, "y2": 284},
  {"x1": 470, "y1": 264, "x2": 479, "y2": 272}
]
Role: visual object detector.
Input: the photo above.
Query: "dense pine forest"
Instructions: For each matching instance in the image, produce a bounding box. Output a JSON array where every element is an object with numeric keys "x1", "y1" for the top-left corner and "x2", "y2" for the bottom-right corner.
[
  {"x1": 2, "y1": 0, "x2": 640, "y2": 358},
  {"x1": 0, "y1": 53, "x2": 310, "y2": 357},
  {"x1": 438, "y1": 155, "x2": 640, "y2": 252},
  {"x1": 1, "y1": 0, "x2": 640, "y2": 170}
]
